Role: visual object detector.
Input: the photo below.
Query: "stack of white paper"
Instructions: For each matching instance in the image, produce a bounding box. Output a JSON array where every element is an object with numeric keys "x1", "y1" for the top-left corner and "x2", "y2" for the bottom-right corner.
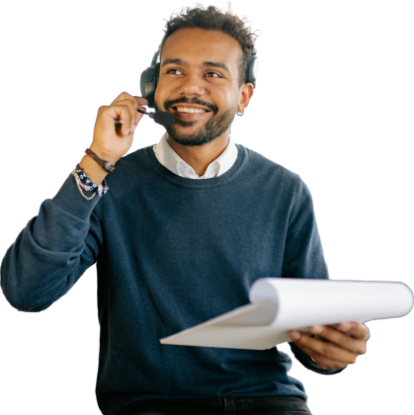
[{"x1": 160, "y1": 278, "x2": 413, "y2": 350}]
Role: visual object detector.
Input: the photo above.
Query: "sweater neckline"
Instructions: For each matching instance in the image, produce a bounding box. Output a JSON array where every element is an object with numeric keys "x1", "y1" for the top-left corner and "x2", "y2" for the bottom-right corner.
[{"x1": 146, "y1": 143, "x2": 246, "y2": 188}]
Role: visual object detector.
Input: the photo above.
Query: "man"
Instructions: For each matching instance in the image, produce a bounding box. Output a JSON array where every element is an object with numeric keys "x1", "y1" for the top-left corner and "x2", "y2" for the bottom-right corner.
[{"x1": 1, "y1": 5, "x2": 370, "y2": 415}]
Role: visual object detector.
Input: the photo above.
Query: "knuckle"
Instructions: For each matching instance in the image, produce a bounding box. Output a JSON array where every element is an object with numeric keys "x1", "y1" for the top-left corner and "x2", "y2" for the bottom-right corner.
[
  {"x1": 339, "y1": 334, "x2": 351, "y2": 348},
  {"x1": 358, "y1": 345, "x2": 366, "y2": 355},
  {"x1": 298, "y1": 335, "x2": 309, "y2": 346},
  {"x1": 321, "y1": 344, "x2": 334, "y2": 359},
  {"x1": 116, "y1": 92, "x2": 129, "y2": 103}
]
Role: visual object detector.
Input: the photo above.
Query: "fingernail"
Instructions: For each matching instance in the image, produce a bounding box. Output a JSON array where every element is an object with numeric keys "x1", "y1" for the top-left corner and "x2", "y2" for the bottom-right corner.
[
  {"x1": 290, "y1": 331, "x2": 300, "y2": 341},
  {"x1": 131, "y1": 125, "x2": 136, "y2": 133},
  {"x1": 125, "y1": 128, "x2": 130, "y2": 135},
  {"x1": 311, "y1": 325, "x2": 323, "y2": 334}
]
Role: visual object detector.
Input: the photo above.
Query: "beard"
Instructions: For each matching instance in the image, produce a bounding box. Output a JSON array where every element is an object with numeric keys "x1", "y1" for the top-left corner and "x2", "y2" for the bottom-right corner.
[{"x1": 155, "y1": 97, "x2": 238, "y2": 147}]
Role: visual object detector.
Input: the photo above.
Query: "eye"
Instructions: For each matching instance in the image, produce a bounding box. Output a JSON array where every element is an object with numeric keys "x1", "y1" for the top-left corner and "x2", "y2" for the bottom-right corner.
[
  {"x1": 208, "y1": 72, "x2": 220, "y2": 77},
  {"x1": 166, "y1": 68, "x2": 221, "y2": 78},
  {"x1": 166, "y1": 69, "x2": 180, "y2": 73}
]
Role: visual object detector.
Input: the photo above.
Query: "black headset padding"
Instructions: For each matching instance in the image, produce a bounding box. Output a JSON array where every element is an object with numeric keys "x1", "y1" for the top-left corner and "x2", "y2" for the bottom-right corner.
[
  {"x1": 140, "y1": 49, "x2": 257, "y2": 108},
  {"x1": 140, "y1": 50, "x2": 160, "y2": 108},
  {"x1": 247, "y1": 56, "x2": 258, "y2": 88}
]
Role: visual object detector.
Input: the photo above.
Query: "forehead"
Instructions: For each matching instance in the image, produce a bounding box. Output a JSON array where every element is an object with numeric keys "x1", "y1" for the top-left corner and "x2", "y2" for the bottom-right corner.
[{"x1": 161, "y1": 28, "x2": 243, "y2": 69}]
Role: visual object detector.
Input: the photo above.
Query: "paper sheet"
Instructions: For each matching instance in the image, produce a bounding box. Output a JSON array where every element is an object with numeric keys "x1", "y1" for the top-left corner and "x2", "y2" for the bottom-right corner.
[{"x1": 160, "y1": 278, "x2": 413, "y2": 350}]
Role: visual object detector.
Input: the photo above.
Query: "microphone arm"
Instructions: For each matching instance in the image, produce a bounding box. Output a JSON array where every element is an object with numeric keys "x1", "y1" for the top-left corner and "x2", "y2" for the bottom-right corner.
[
  {"x1": 114, "y1": 105, "x2": 174, "y2": 136},
  {"x1": 137, "y1": 108, "x2": 175, "y2": 128}
]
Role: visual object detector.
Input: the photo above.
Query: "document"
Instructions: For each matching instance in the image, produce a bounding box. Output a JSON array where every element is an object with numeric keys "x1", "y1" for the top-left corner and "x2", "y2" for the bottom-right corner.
[{"x1": 160, "y1": 278, "x2": 414, "y2": 350}]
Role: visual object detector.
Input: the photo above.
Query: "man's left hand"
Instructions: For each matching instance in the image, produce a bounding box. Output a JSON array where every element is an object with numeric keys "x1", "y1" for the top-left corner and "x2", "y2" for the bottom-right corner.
[{"x1": 289, "y1": 322, "x2": 371, "y2": 370}]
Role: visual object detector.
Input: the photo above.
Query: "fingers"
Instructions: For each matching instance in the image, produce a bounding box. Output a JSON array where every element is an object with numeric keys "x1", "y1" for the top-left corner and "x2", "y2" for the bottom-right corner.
[
  {"x1": 336, "y1": 322, "x2": 371, "y2": 342},
  {"x1": 328, "y1": 321, "x2": 371, "y2": 344},
  {"x1": 109, "y1": 91, "x2": 149, "y2": 109},
  {"x1": 298, "y1": 344, "x2": 348, "y2": 370},
  {"x1": 310, "y1": 323, "x2": 368, "y2": 354},
  {"x1": 108, "y1": 92, "x2": 149, "y2": 136},
  {"x1": 115, "y1": 103, "x2": 137, "y2": 135},
  {"x1": 290, "y1": 330, "x2": 361, "y2": 363}
]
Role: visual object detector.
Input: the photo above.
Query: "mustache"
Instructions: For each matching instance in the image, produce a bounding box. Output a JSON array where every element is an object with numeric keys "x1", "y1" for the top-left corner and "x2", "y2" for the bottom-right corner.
[{"x1": 163, "y1": 97, "x2": 218, "y2": 114}]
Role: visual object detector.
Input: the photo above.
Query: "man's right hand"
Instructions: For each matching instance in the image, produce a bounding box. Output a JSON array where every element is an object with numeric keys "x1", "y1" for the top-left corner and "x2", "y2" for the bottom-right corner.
[{"x1": 90, "y1": 92, "x2": 149, "y2": 164}]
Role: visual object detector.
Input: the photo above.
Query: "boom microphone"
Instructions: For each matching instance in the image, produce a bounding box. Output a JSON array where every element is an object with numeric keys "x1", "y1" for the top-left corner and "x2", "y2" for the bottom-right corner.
[
  {"x1": 114, "y1": 105, "x2": 174, "y2": 136},
  {"x1": 137, "y1": 108, "x2": 175, "y2": 128}
]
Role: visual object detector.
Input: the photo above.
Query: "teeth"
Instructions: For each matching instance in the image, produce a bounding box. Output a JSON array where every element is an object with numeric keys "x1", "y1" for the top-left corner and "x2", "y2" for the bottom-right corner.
[{"x1": 176, "y1": 107, "x2": 207, "y2": 114}]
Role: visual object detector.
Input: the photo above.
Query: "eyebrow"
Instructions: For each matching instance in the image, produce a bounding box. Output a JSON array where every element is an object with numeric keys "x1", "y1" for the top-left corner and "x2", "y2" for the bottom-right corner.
[{"x1": 161, "y1": 58, "x2": 230, "y2": 73}]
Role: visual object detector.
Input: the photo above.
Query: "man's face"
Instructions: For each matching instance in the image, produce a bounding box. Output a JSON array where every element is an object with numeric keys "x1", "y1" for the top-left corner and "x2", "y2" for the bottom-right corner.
[{"x1": 154, "y1": 28, "x2": 244, "y2": 146}]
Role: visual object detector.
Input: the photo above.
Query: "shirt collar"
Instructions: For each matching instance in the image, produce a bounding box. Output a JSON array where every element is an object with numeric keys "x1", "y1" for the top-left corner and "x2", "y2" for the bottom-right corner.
[{"x1": 153, "y1": 132, "x2": 238, "y2": 179}]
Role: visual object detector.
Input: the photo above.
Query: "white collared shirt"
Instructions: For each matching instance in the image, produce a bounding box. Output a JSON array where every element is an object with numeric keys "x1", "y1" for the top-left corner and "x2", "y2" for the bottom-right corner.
[{"x1": 153, "y1": 132, "x2": 238, "y2": 179}]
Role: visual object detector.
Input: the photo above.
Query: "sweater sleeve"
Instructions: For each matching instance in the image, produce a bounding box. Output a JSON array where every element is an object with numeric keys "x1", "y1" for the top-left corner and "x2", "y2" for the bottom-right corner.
[
  {"x1": 282, "y1": 178, "x2": 328, "y2": 281},
  {"x1": 0, "y1": 172, "x2": 104, "y2": 312},
  {"x1": 283, "y1": 177, "x2": 345, "y2": 375}
]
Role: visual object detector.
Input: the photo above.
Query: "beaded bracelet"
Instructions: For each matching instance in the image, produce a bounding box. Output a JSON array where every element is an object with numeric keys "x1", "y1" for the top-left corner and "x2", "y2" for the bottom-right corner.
[{"x1": 72, "y1": 164, "x2": 109, "y2": 200}]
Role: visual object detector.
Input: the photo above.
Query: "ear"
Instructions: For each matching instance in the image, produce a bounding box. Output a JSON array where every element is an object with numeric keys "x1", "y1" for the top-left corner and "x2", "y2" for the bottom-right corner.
[{"x1": 238, "y1": 83, "x2": 254, "y2": 113}]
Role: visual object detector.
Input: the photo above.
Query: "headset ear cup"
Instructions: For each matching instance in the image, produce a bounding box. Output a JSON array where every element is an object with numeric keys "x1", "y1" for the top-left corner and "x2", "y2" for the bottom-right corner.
[
  {"x1": 155, "y1": 62, "x2": 160, "y2": 90},
  {"x1": 246, "y1": 56, "x2": 258, "y2": 88},
  {"x1": 140, "y1": 48, "x2": 161, "y2": 108},
  {"x1": 140, "y1": 66, "x2": 156, "y2": 108}
]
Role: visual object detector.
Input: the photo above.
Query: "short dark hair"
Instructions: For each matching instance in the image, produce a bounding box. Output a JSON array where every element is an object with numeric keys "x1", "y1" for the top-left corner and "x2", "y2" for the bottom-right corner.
[{"x1": 159, "y1": 5, "x2": 258, "y2": 87}]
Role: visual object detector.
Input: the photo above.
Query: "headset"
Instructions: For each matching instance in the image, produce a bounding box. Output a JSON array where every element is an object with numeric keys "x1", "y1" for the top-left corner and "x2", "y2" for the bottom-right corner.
[{"x1": 140, "y1": 47, "x2": 258, "y2": 108}]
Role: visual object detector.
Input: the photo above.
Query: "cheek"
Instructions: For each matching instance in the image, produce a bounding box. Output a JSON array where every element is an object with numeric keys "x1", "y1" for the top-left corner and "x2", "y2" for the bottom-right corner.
[
  {"x1": 155, "y1": 86, "x2": 179, "y2": 109},
  {"x1": 154, "y1": 87, "x2": 164, "y2": 109}
]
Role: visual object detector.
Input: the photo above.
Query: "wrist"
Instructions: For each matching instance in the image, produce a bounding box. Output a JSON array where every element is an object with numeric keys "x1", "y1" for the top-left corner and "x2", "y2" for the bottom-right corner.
[{"x1": 89, "y1": 145, "x2": 120, "y2": 165}]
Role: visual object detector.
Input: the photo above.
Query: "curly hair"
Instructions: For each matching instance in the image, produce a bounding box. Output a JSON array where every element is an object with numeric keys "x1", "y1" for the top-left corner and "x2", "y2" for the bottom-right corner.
[{"x1": 159, "y1": 4, "x2": 258, "y2": 87}]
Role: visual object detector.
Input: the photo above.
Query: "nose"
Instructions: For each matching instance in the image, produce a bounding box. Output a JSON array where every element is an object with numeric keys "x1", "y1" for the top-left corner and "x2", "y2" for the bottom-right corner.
[{"x1": 178, "y1": 71, "x2": 206, "y2": 96}]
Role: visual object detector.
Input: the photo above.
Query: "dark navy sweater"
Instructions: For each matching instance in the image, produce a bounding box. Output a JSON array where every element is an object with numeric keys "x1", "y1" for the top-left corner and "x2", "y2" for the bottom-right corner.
[{"x1": 1, "y1": 144, "x2": 343, "y2": 415}]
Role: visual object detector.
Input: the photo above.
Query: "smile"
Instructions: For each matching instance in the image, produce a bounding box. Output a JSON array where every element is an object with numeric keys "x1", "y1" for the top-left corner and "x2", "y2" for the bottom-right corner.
[{"x1": 171, "y1": 105, "x2": 212, "y2": 120}]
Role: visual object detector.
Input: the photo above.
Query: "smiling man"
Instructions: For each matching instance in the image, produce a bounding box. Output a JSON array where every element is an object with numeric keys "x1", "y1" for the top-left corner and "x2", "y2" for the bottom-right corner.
[
  {"x1": 1, "y1": 5, "x2": 370, "y2": 415},
  {"x1": 155, "y1": 26, "x2": 250, "y2": 158}
]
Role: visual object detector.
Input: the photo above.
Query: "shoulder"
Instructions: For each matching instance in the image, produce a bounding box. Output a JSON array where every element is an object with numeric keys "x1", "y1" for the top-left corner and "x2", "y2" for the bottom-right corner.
[{"x1": 238, "y1": 144, "x2": 310, "y2": 192}]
